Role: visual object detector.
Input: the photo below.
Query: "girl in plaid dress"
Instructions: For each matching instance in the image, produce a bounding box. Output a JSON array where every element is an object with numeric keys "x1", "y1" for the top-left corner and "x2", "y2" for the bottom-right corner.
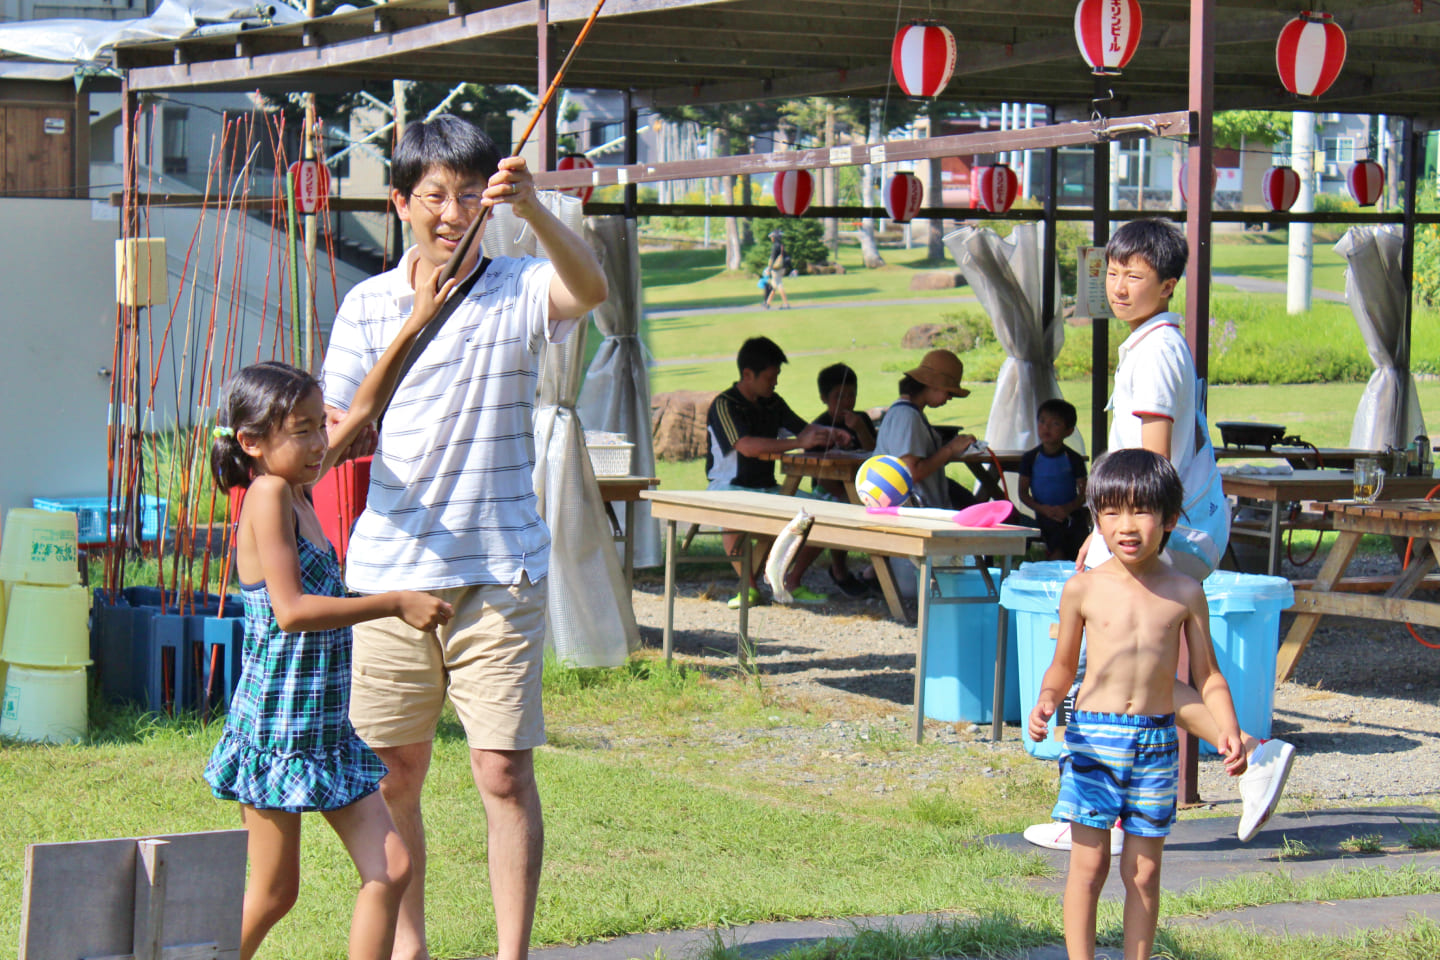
[{"x1": 205, "y1": 261, "x2": 458, "y2": 960}]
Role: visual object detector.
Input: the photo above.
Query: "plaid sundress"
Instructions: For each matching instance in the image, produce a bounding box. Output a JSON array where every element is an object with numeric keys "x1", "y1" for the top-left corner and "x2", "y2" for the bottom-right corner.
[{"x1": 204, "y1": 530, "x2": 386, "y2": 813}]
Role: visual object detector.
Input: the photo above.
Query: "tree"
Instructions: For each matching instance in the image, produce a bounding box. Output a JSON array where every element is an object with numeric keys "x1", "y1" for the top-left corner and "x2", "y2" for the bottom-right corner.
[
  {"x1": 652, "y1": 102, "x2": 785, "y2": 270},
  {"x1": 1212, "y1": 110, "x2": 1291, "y2": 148}
]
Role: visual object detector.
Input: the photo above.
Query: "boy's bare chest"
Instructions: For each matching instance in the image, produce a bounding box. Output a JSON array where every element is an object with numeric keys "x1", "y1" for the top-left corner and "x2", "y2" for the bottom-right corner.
[{"x1": 1081, "y1": 581, "x2": 1187, "y2": 648}]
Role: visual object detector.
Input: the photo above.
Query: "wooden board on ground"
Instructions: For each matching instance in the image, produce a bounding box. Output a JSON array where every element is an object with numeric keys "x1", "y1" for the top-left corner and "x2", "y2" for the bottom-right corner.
[{"x1": 21, "y1": 829, "x2": 247, "y2": 960}]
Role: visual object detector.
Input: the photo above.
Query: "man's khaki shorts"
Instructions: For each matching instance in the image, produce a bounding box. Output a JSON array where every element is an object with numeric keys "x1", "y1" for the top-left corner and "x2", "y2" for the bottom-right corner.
[{"x1": 350, "y1": 574, "x2": 547, "y2": 751}]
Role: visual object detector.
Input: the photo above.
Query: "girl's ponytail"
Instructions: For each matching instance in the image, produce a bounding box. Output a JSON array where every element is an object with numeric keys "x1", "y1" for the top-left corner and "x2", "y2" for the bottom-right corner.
[{"x1": 210, "y1": 423, "x2": 252, "y2": 491}]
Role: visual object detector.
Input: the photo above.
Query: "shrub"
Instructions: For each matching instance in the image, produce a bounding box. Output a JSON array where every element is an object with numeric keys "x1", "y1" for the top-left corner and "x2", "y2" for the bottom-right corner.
[
  {"x1": 743, "y1": 217, "x2": 828, "y2": 276},
  {"x1": 1312, "y1": 191, "x2": 1359, "y2": 215},
  {"x1": 932, "y1": 310, "x2": 995, "y2": 353}
]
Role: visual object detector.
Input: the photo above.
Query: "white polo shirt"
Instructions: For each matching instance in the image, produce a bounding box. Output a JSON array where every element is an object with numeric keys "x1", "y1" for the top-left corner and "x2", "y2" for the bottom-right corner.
[
  {"x1": 321, "y1": 248, "x2": 570, "y2": 593},
  {"x1": 1106, "y1": 311, "x2": 1229, "y2": 563}
]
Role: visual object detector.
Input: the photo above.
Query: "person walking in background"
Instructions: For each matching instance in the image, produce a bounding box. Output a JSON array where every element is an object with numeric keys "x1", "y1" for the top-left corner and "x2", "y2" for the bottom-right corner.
[{"x1": 764, "y1": 230, "x2": 792, "y2": 310}]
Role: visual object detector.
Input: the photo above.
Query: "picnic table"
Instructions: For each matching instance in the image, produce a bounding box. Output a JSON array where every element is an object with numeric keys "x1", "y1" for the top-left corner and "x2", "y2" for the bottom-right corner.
[
  {"x1": 756, "y1": 448, "x2": 1030, "y2": 619},
  {"x1": 1279, "y1": 499, "x2": 1440, "y2": 681},
  {"x1": 761, "y1": 447, "x2": 1027, "y2": 503},
  {"x1": 1213, "y1": 447, "x2": 1380, "y2": 470},
  {"x1": 642, "y1": 489, "x2": 1031, "y2": 743},
  {"x1": 1222, "y1": 470, "x2": 1440, "y2": 576},
  {"x1": 597, "y1": 476, "x2": 659, "y2": 589}
]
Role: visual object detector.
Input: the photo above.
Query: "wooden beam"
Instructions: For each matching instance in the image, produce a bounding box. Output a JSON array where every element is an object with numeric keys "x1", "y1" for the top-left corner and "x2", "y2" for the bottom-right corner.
[
  {"x1": 1185, "y1": 0, "x2": 1214, "y2": 381},
  {"x1": 534, "y1": 111, "x2": 1192, "y2": 189}
]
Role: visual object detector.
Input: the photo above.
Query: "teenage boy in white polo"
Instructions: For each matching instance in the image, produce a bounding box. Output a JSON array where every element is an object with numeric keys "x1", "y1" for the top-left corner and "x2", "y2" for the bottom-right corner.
[
  {"x1": 321, "y1": 115, "x2": 607, "y2": 960},
  {"x1": 1023, "y1": 219, "x2": 1295, "y2": 854}
]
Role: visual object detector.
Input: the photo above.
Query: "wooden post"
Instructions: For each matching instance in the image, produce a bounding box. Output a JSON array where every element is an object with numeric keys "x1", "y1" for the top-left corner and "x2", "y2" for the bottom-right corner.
[
  {"x1": 1398, "y1": 117, "x2": 1420, "y2": 449},
  {"x1": 1184, "y1": 0, "x2": 1215, "y2": 381},
  {"x1": 1090, "y1": 78, "x2": 1110, "y2": 458},
  {"x1": 623, "y1": 88, "x2": 638, "y2": 219},
  {"x1": 1178, "y1": 0, "x2": 1216, "y2": 808},
  {"x1": 131, "y1": 839, "x2": 169, "y2": 960},
  {"x1": 1041, "y1": 106, "x2": 1058, "y2": 337},
  {"x1": 537, "y1": 0, "x2": 558, "y2": 174}
]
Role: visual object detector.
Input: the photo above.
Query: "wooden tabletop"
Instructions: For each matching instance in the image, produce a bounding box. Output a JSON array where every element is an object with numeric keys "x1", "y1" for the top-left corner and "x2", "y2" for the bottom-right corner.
[
  {"x1": 596, "y1": 476, "x2": 659, "y2": 502},
  {"x1": 642, "y1": 489, "x2": 1031, "y2": 558},
  {"x1": 1221, "y1": 470, "x2": 1440, "y2": 503},
  {"x1": 1214, "y1": 446, "x2": 1379, "y2": 468}
]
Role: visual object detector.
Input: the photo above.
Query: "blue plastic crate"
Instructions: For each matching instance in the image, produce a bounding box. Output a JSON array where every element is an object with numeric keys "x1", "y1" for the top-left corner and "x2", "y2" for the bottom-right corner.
[{"x1": 33, "y1": 495, "x2": 168, "y2": 545}]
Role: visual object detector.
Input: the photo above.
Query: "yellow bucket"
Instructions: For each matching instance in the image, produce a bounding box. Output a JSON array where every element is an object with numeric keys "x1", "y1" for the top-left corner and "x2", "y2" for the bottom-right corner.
[
  {"x1": 1, "y1": 664, "x2": 87, "y2": 744},
  {"x1": 0, "y1": 509, "x2": 80, "y2": 586},
  {"x1": 2, "y1": 583, "x2": 92, "y2": 667}
]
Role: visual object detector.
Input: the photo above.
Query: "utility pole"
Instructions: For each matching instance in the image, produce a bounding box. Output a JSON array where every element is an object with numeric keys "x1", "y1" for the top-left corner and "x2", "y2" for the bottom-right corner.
[{"x1": 1287, "y1": 110, "x2": 1315, "y2": 315}]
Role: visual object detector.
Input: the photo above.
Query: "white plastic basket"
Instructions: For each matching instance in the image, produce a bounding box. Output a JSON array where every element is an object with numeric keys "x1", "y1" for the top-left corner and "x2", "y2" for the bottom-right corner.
[{"x1": 586, "y1": 442, "x2": 635, "y2": 477}]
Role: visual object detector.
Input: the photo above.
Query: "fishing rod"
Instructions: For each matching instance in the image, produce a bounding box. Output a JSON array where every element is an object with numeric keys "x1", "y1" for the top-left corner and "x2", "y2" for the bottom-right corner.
[{"x1": 436, "y1": 0, "x2": 610, "y2": 287}]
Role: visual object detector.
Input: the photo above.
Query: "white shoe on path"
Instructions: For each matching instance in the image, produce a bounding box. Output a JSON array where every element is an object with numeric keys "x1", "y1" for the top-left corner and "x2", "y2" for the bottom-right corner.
[
  {"x1": 1023, "y1": 820, "x2": 1124, "y2": 854},
  {"x1": 1237, "y1": 738, "x2": 1296, "y2": 842}
]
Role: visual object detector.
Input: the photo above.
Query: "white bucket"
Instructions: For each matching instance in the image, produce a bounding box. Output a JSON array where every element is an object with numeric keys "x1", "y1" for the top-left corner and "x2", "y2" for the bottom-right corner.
[
  {"x1": 2, "y1": 582, "x2": 92, "y2": 667},
  {"x1": 1, "y1": 664, "x2": 87, "y2": 744}
]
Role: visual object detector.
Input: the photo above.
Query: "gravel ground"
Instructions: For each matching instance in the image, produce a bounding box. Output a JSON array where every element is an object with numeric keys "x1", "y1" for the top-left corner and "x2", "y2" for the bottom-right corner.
[{"x1": 628, "y1": 540, "x2": 1440, "y2": 810}]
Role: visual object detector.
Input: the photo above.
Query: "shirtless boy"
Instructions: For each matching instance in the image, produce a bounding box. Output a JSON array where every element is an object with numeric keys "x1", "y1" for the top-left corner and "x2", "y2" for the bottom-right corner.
[{"x1": 1029, "y1": 449, "x2": 1245, "y2": 960}]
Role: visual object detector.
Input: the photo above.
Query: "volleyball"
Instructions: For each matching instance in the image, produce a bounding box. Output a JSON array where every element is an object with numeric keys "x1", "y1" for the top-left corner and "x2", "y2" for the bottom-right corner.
[{"x1": 856, "y1": 454, "x2": 913, "y2": 509}]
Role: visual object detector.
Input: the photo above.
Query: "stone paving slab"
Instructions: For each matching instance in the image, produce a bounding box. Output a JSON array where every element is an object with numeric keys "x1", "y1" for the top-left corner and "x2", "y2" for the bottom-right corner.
[
  {"x1": 986, "y1": 806, "x2": 1440, "y2": 899},
  {"x1": 497, "y1": 807, "x2": 1440, "y2": 960}
]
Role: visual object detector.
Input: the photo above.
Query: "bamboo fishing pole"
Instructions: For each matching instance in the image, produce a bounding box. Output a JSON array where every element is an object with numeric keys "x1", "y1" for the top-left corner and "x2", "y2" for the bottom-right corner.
[{"x1": 434, "y1": 0, "x2": 610, "y2": 287}]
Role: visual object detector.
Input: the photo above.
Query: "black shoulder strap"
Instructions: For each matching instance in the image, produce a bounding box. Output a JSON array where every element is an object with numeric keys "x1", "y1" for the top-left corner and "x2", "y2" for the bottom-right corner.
[{"x1": 375, "y1": 257, "x2": 490, "y2": 430}]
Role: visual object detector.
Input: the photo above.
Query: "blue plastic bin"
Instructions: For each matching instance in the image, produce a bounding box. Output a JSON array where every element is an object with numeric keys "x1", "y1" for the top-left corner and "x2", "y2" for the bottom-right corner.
[
  {"x1": 34, "y1": 495, "x2": 168, "y2": 545},
  {"x1": 1000, "y1": 562, "x2": 1075, "y2": 759},
  {"x1": 1000, "y1": 562, "x2": 1294, "y2": 760},
  {"x1": 1200, "y1": 571, "x2": 1293, "y2": 754},
  {"x1": 921, "y1": 566, "x2": 1020, "y2": 724}
]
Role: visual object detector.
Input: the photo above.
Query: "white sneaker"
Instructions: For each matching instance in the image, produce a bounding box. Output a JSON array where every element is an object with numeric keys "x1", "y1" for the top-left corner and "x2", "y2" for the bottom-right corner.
[
  {"x1": 1023, "y1": 820, "x2": 1124, "y2": 854},
  {"x1": 1237, "y1": 738, "x2": 1296, "y2": 842}
]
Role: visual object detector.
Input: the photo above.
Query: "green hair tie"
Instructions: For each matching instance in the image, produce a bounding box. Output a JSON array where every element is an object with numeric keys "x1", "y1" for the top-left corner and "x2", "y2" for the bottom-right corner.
[{"x1": 212, "y1": 425, "x2": 235, "y2": 440}]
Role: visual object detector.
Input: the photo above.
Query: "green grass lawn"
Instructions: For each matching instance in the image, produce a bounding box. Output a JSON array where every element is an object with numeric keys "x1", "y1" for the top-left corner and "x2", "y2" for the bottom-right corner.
[{"x1": 1210, "y1": 230, "x2": 1350, "y2": 292}]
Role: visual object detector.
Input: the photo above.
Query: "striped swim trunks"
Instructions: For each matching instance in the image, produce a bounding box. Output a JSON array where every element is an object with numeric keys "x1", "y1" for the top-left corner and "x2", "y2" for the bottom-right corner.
[{"x1": 1052, "y1": 710, "x2": 1178, "y2": 838}]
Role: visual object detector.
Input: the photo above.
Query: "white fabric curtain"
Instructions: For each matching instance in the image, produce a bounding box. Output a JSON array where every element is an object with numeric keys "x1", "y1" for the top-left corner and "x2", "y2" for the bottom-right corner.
[
  {"x1": 576, "y1": 217, "x2": 661, "y2": 569},
  {"x1": 943, "y1": 222, "x2": 1077, "y2": 455},
  {"x1": 522, "y1": 199, "x2": 637, "y2": 667},
  {"x1": 1335, "y1": 225, "x2": 1426, "y2": 449}
]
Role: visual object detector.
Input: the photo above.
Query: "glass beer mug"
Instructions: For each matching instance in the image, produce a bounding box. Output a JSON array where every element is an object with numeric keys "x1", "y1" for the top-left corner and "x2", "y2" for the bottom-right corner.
[{"x1": 1353, "y1": 458, "x2": 1385, "y2": 504}]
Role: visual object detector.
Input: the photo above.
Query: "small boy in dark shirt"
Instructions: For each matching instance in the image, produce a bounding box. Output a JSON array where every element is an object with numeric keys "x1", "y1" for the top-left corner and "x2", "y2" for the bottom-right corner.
[{"x1": 1018, "y1": 398, "x2": 1090, "y2": 561}]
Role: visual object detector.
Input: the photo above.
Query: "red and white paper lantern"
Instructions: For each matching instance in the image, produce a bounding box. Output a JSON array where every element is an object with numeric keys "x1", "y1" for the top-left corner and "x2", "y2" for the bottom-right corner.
[
  {"x1": 974, "y1": 164, "x2": 1019, "y2": 214},
  {"x1": 891, "y1": 21, "x2": 956, "y2": 98},
  {"x1": 1275, "y1": 11, "x2": 1346, "y2": 98},
  {"x1": 1074, "y1": 0, "x2": 1144, "y2": 76},
  {"x1": 1261, "y1": 165, "x2": 1302, "y2": 212},
  {"x1": 773, "y1": 169, "x2": 814, "y2": 217},
  {"x1": 883, "y1": 172, "x2": 925, "y2": 223},
  {"x1": 556, "y1": 154, "x2": 594, "y2": 204},
  {"x1": 1177, "y1": 160, "x2": 1218, "y2": 206},
  {"x1": 1348, "y1": 160, "x2": 1384, "y2": 207}
]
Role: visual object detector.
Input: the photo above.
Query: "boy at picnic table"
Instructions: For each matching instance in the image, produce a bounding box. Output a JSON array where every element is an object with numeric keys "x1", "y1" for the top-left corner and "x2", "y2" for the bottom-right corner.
[
  {"x1": 1023, "y1": 218, "x2": 1295, "y2": 855},
  {"x1": 806, "y1": 362, "x2": 876, "y2": 597},
  {"x1": 1029, "y1": 448, "x2": 1246, "y2": 960},
  {"x1": 1018, "y1": 398, "x2": 1090, "y2": 561},
  {"x1": 705, "y1": 336, "x2": 849, "y2": 608}
]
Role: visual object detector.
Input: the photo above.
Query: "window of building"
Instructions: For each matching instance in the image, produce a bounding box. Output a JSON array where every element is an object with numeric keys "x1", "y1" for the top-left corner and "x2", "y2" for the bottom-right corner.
[
  {"x1": 162, "y1": 109, "x2": 188, "y2": 176},
  {"x1": 1323, "y1": 137, "x2": 1355, "y2": 164},
  {"x1": 590, "y1": 120, "x2": 622, "y2": 151}
]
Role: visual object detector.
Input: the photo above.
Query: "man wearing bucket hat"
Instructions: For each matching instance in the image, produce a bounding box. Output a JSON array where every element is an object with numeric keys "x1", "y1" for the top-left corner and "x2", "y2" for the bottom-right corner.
[{"x1": 874, "y1": 349, "x2": 984, "y2": 511}]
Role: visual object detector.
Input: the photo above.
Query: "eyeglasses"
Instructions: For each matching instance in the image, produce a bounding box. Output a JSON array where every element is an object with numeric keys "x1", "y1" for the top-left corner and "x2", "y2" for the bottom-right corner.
[{"x1": 409, "y1": 191, "x2": 483, "y2": 215}]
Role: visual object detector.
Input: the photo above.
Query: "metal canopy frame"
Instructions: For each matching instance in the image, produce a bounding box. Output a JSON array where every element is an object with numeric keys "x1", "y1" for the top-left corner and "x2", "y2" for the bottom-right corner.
[{"x1": 112, "y1": 0, "x2": 1436, "y2": 783}]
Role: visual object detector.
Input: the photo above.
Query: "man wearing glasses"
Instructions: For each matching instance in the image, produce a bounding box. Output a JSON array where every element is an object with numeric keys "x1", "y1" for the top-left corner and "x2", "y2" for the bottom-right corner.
[{"x1": 321, "y1": 115, "x2": 607, "y2": 960}]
